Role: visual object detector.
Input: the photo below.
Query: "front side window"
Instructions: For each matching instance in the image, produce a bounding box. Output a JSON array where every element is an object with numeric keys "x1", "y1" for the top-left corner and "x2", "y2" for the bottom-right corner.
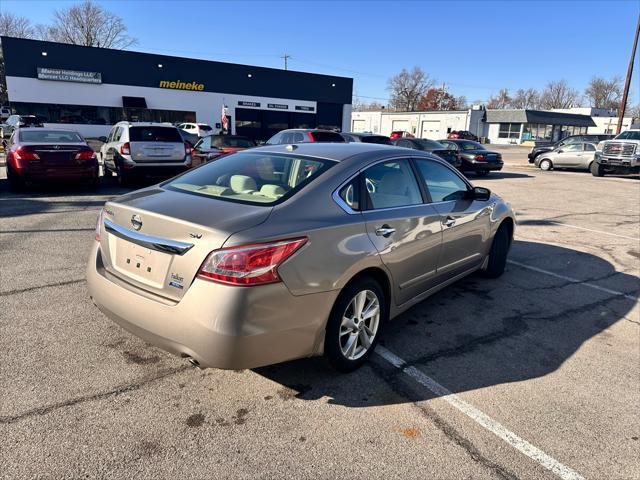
[
  {"x1": 165, "y1": 151, "x2": 335, "y2": 205},
  {"x1": 561, "y1": 144, "x2": 582, "y2": 152},
  {"x1": 363, "y1": 159, "x2": 422, "y2": 210},
  {"x1": 415, "y1": 159, "x2": 469, "y2": 203}
]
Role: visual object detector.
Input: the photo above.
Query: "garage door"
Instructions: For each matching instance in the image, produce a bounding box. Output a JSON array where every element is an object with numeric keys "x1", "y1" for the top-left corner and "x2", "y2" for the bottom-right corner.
[
  {"x1": 421, "y1": 121, "x2": 440, "y2": 140},
  {"x1": 392, "y1": 120, "x2": 409, "y2": 132},
  {"x1": 352, "y1": 119, "x2": 366, "y2": 132}
]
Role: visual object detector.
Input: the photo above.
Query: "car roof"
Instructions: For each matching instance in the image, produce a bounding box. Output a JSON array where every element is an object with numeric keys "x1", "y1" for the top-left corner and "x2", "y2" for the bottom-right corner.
[
  {"x1": 245, "y1": 142, "x2": 439, "y2": 163},
  {"x1": 344, "y1": 132, "x2": 387, "y2": 137}
]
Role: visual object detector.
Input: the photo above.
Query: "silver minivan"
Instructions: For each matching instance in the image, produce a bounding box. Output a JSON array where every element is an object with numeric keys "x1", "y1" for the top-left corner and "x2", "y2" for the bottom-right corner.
[{"x1": 99, "y1": 122, "x2": 192, "y2": 185}]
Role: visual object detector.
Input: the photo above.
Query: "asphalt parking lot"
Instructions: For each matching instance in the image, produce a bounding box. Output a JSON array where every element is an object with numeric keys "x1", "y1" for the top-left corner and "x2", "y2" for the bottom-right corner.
[{"x1": 0, "y1": 160, "x2": 638, "y2": 479}]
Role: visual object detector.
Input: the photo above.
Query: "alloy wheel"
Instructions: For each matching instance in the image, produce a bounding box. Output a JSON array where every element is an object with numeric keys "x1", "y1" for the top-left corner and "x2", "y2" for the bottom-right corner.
[{"x1": 339, "y1": 290, "x2": 380, "y2": 361}]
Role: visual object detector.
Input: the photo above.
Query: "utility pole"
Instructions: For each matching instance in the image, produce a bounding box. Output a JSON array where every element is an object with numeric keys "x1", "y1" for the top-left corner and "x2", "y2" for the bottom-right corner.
[
  {"x1": 281, "y1": 54, "x2": 291, "y2": 71},
  {"x1": 439, "y1": 83, "x2": 447, "y2": 110},
  {"x1": 617, "y1": 15, "x2": 639, "y2": 134}
]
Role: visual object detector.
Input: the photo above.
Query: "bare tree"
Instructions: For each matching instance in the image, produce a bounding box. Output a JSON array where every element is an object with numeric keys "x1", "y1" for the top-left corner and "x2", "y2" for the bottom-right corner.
[
  {"x1": 0, "y1": 12, "x2": 37, "y2": 38},
  {"x1": 487, "y1": 88, "x2": 512, "y2": 109},
  {"x1": 45, "y1": 0, "x2": 137, "y2": 49},
  {"x1": 511, "y1": 88, "x2": 540, "y2": 109},
  {"x1": 455, "y1": 95, "x2": 468, "y2": 110},
  {"x1": 539, "y1": 80, "x2": 580, "y2": 109},
  {"x1": 584, "y1": 76, "x2": 622, "y2": 110},
  {"x1": 387, "y1": 67, "x2": 434, "y2": 111},
  {"x1": 628, "y1": 103, "x2": 640, "y2": 120}
]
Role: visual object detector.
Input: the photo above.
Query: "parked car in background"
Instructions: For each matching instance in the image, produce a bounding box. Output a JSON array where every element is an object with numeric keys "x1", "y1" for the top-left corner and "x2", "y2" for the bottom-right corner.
[
  {"x1": 391, "y1": 137, "x2": 462, "y2": 169},
  {"x1": 528, "y1": 134, "x2": 613, "y2": 163},
  {"x1": 438, "y1": 139, "x2": 503, "y2": 176},
  {"x1": 2, "y1": 115, "x2": 44, "y2": 138},
  {"x1": 534, "y1": 142, "x2": 597, "y2": 171},
  {"x1": 389, "y1": 131, "x2": 415, "y2": 139},
  {"x1": 266, "y1": 129, "x2": 346, "y2": 144},
  {"x1": 341, "y1": 132, "x2": 392, "y2": 144},
  {"x1": 88, "y1": 143, "x2": 515, "y2": 372},
  {"x1": 191, "y1": 134, "x2": 255, "y2": 166},
  {"x1": 591, "y1": 128, "x2": 640, "y2": 177},
  {"x1": 98, "y1": 122, "x2": 192, "y2": 186},
  {"x1": 1, "y1": 106, "x2": 11, "y2": 121},
  {"x1": 178, "y1": 122, "x2": 214, "y2": 138},
  {"x1": 447, "y1": 130, "x2": 478, "y2": 141},
  {"x1": 5, "y1": 128, "x2": 98, "y2": 191}
]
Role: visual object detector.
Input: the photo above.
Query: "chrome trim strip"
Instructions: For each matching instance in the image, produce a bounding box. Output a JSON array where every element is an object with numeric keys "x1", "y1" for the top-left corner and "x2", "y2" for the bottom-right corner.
[{"x1": 104, "y1": 218, "x2": 194, "y2": 255}]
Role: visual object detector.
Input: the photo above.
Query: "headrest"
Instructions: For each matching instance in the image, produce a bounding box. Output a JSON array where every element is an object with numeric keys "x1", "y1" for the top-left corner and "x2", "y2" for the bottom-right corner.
[{"x1": 230, "y1": 175, "x2": 257, "y2": 193}]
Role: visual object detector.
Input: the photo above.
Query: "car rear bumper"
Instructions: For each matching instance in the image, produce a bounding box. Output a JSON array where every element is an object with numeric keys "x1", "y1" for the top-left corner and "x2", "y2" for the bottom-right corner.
[
  {"x1": 87, "y1": 242, "x2": 338, "y2": 369},
  {"x1": 13, "y1": 164, "x2": 97, "y2": 180},
  {"x1": 465, "y1": 161, "x2": 503, "y2": 171}
]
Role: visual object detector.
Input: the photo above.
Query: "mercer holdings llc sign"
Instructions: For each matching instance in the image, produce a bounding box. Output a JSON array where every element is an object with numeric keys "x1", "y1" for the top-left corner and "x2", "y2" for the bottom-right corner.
[{"x1": 159, "y1": 80, "x2": 205, "y2": 91}]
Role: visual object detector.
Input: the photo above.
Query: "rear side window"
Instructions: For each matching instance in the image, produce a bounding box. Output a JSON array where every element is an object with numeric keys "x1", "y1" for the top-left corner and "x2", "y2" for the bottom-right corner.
[
  {"x1": 363, "y1": 160, "x2": 422, "y2": 210},
  {"x1": 584, "y1": 143, "x2": 596, "y2": 151},
  {"x1": 21, "y1": 117, "x2": 41, "y2": 126},
  {"x1": 129, "y1": 127, "x2": 182, "y2": 142},
  {"x1": 165, "y1": 151, "x2": 335, "y2": 205},
  {"x1": 221, "y1": 137, "x2": 256, "y2": 148},
  {"x1": 310, "y1": 131, "x2": 345, "y2": 142},
  {"x1": 199, "y1": 125, "x2": 212, "y2": 131},
  {"x1": 361, "y1": 136, "x2": 391, "y2": 145},
  {"x1": 338, "y1": 177, "x2": 360, "y2": 211}
]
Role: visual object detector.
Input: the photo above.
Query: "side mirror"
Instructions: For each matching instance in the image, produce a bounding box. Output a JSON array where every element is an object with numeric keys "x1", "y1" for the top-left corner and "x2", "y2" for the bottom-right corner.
[
  {"x1": 472, "y1": 186, "x2": 491, "y2": 201},
  {"x1": 98, "y1": 136, "x2": 107, "y2": 143}
]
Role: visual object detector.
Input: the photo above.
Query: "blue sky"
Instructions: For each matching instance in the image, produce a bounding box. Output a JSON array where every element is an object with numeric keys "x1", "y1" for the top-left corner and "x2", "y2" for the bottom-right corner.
[{"x1": 4, "y1": 0, "x2": 640, "y2": 106}]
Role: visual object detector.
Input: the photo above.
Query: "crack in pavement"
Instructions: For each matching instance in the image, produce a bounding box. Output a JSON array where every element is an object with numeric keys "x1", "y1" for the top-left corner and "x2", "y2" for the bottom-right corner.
[
  {"x1": 0, "y1": 366, "x2": 190, "y2": 424},
  {"x1": 0, "y1": 279, "x2": 86, "y2": 297}
]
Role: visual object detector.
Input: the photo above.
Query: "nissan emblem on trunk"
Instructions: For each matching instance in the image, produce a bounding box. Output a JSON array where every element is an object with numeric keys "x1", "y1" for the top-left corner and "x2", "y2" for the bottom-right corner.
[{"x1": 131, "y1": 214, "x2": 142, "y2": 231}]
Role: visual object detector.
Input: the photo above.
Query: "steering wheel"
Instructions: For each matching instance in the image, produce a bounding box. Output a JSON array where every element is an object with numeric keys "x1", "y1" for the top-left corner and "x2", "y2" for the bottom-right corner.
[{"x1": 366, "y1": 178, "x2": 376, "y2": 194}]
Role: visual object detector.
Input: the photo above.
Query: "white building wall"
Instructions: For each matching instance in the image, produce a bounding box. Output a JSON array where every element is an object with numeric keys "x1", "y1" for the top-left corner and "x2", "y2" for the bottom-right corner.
[{"x1": 588, "y1": 116, "x2": 635, "y2": 134}]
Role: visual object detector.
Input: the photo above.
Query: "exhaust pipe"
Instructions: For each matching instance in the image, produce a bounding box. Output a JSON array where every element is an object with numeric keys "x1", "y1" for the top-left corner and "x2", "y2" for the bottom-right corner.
[{"x1": 182, "y1": 354, "x2": 201, "y2": 369}]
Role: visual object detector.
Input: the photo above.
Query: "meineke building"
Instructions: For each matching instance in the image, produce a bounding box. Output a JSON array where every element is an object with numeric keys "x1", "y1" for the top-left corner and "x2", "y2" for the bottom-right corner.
[{"x1": 0, "y1": 36, "x2": 353, "y2": 140}]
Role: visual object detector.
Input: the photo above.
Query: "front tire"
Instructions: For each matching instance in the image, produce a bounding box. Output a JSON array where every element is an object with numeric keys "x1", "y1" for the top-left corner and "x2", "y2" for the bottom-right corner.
[
  {"x1": 591, "y1": 161, "x2": 605, "y2": 177},
  {"x1": 539, "y1": 159, "x2": 552, "y2": 171},
  {"x1": 324, "y1": 277, "x2": 386, "y2": 372},
  {"x1": 481, "y1": 224, "x2": 510, "y2": 278}
]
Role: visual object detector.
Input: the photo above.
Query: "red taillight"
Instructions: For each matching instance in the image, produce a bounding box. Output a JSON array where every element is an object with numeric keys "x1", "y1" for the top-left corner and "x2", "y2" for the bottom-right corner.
[
  {"x1": 120, "y1": 142, "x2": 131, "y2": 155},
  {"x1": 95, "y1": 209, "x2": 103, "y2": 241},
  {"x1": 75, "y1": 149, "x2": 96, "y2": 161},
  {"x1": 197, "y1": 237, "x2": 307, "y2": 286},
  {"x1": 13, "y1": 146, "x2": 40, "y2": 161},
  {"x1": 307, "y1": 131, "x2": 315, "y2": 142},
  {"x1": 474, "y1": 155, "x2": 486, "y2": 161}
]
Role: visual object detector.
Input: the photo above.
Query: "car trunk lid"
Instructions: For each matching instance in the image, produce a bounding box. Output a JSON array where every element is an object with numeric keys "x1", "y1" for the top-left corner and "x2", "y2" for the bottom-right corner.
[
  {"x1": 129, "y1": 141, "x2": 185, "y2": 162},
  {"x1": 28, "y1": 143, "x2": 88, "y2": 167},
  {"x1": 99, "y1": 188, "x2": 272, "y2": 301}
]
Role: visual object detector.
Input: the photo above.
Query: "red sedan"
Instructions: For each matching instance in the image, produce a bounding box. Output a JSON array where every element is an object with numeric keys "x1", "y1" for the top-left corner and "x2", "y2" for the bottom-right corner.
[{"x1": 5, "y1": 128, "x2": 98, "y2": 191}]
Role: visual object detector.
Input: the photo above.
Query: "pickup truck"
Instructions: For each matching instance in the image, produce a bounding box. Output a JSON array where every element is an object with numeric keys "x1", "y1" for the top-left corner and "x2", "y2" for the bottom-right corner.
[{"x1": 591, "y1": 128, "x2": 640, "y2": 176}]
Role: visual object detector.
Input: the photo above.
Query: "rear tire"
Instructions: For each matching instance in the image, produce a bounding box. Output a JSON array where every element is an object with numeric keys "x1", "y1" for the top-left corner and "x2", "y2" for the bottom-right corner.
[
  {"x1": 7, "y1": 166, "x2": 25, "y2": 192},
  {"x1": 539, "y1": 159, "x2": 552, "y2": 171},
  {"x1": 481, "y1": 224, "x2": 510, "y2": 279},
  {"x1": 117, "y1": 165, "x2": 131, "y2": 186},
  {"x1": 591, "y1": 161, "x2": 605, "y2": 177},
  {"x1": 324, "y1": 277, "x2": 386, "y2": 372}
]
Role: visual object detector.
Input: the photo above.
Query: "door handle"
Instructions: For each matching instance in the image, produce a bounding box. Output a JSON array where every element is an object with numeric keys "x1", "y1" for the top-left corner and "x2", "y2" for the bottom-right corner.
[
  {"x1": 375, "y1": 225, "x2": 396, "y2": 237},
  {"x1": 442, "y1": 216, "x2": 456, "y2": 227}
]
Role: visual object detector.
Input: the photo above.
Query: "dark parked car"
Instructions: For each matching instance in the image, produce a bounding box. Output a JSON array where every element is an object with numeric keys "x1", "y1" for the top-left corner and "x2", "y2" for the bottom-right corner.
[
  {"x1": 447, "y1": 130, "x2": 478, "y2": 141},
  {"x1": 2, "y1": 114, "x2": 44, "y2": 138},
  {"x1": 341, "y1": 132, "x2": 391, "y2": 144},
  {"x1": 178, "y1": 129, "x2": 200, "y2": 148},
  {"x1": 191, "y1": 135, "x2": 254, "y2": 166},
  {"x1": 527, "y1": 134, "x2": 614, "y2": 163},
  {"x1": 438, "y1": 139, "x2": 503, "y2": 176},
  {"x1": 5, "y1": 128, "x2": 98, "y2": 190},
  {"x1": 391, "y1": 138, "x2": 462, "y2": 169},
  {"x1": 266, "y1": 129, "x2": 346, "y2": 144}
]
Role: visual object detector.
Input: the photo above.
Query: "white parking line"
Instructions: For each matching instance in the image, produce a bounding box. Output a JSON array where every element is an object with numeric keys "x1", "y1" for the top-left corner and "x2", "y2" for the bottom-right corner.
[
  {"x1": 507, "y1": 260, "x2": 638, "y2": 301},
  {"x1": 536, "y1": 221, "x2": 639, "y2": 241},
  {"x1": 376, "y1": 346, "x2": 586, "y2": 480}
]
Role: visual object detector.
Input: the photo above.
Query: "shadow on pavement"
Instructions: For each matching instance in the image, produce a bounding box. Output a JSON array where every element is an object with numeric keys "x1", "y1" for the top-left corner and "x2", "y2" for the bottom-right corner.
[
  {"x1": 255, "y1": 240, "x2": 638, "y2": 407},
  {"x1": 467, "y1": 171, "x2": 533, "y2": 180}
]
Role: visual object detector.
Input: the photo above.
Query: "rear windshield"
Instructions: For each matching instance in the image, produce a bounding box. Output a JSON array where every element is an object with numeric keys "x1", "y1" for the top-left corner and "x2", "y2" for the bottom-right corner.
[
  {"x1": 165, "y1": 151, "x2": 335, "y2": 205},
  {"x1": 19, "y1": 130, "x2": 83, "y2": 143},
  {"x1": 199, "y1": 125, "x2": 213, "y2": 131},
  {"x1": 311, "y1": 131, "x2": 346, "y2": 142},
  {"x1": 415, "y1": 139, "x2": 445, "y2": 150},
  {"x1": 615, "y1": 130, "x2": 640, "y2": 141},
  {"x1": 213, "y1": 136, "x2": 256, "y2": 148},
  {"x1": 129, "y1": 127, "x2": 182, "y2": 143},
  {"x1": 361, "y1": 135, "x2": 392, "y2": 145},
  {"x1": 460, "y1": 141, "x2": 485, "y2": 150}
]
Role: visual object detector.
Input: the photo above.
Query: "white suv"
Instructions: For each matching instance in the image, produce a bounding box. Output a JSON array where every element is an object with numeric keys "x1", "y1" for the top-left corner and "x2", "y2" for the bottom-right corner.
[
  {"x1": 99, "y1": 122, "x2": 191, "y2": 185},
  {"x1": 178, "y1": 122, "x2": 214, "y2": 137}
]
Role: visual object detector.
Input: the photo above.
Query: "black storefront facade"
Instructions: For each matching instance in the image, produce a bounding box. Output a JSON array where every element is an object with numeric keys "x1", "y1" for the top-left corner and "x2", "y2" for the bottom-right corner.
[{"x1": 1, "y1": 36, "x2": 353, "y2": 140}]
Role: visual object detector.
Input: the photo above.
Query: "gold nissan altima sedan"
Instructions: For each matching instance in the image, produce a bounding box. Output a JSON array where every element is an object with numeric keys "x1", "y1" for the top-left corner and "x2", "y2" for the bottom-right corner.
[{"x1": 87, "y1": 143, "x2": 515, "y2": 372}]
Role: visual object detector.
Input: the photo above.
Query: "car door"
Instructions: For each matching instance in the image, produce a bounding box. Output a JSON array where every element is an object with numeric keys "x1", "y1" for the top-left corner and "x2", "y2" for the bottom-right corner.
[
  {"x1": 554, "y1": 143, "x2": 583, "y2": 167},
  {"x1": 361, "y1": 158, "x2": 443, "y2": 305},
  {"x1": 413, "y1": 158, "x2": 492, "y2": 281},
  {"x1": 581, "y1": 143, "x2": 596, "y2": 169}
]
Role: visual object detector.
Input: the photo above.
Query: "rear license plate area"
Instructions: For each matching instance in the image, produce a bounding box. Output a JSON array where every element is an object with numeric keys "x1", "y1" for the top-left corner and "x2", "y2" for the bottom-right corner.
[{"x1": 113, "y1": 239, "x2": 172, "y2": 287}]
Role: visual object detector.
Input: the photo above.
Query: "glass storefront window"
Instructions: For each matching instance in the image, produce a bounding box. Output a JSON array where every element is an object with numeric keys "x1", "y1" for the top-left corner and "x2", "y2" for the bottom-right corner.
[{"x1": 498, "y1": 123, "x2": 521, "y2": 139}]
